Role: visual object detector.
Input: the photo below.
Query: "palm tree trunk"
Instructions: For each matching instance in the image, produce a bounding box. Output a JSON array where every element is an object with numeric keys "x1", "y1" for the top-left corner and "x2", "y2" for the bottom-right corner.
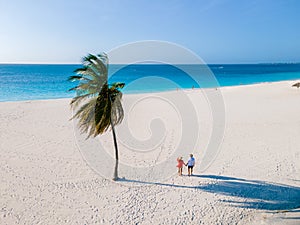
[{"x1": 111, "y1": 119, "x2": 119, "y2": 181}]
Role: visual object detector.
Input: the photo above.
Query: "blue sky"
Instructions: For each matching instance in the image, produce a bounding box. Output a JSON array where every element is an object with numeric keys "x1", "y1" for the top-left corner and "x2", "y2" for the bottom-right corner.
[{"x1": 0, "y1": 0, "x2": 299, "y2": 64}]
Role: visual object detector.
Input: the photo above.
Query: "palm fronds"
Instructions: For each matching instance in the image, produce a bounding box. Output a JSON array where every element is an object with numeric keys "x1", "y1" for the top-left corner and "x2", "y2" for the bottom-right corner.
[{"x1": 69, "y1": 53, "x2": 125, "y2": 138}]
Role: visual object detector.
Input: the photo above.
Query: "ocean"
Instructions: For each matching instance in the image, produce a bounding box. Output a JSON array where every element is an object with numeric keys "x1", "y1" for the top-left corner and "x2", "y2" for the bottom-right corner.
[{"x1": 0, "y1": 63, "x2": 300, "y2": 102}]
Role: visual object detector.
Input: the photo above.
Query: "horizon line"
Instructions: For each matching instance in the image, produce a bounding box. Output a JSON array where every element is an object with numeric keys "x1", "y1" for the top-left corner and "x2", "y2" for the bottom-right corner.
[{"x1": 1, "y1": 62, "x2": 300, "y2": 65}]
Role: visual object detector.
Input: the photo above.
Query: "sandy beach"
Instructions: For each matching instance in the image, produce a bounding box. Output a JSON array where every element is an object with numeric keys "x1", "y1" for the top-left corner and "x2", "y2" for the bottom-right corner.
[{"x1": 0, "y1": 81, "x2": 299, "y2": 224}]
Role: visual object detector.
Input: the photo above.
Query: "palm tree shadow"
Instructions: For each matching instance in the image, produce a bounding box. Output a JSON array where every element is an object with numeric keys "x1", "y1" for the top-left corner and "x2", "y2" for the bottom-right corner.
[
  {"x1": 199, "y1": 178, "x2": 300, "y2": 211},
  {"x1": 119, "y1": 175, "x2": 300, "y2": 211}
]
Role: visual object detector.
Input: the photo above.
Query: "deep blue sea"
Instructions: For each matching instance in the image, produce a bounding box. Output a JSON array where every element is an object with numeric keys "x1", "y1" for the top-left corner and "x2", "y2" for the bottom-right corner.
[{"x1": 0, "y1": 63, "x2": 300, "y2": 102}]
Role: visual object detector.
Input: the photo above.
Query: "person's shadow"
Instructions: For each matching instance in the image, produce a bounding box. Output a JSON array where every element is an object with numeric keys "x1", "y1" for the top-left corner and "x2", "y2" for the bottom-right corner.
[{"x1": 119, "y1": 174, "x2": 300, "y2": 211}]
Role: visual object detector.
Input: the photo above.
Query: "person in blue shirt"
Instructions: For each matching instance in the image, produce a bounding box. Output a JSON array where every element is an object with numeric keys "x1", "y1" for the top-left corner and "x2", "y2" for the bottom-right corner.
[{"x1": 186, "y1": 154, "x2": 195, "y2": 176}]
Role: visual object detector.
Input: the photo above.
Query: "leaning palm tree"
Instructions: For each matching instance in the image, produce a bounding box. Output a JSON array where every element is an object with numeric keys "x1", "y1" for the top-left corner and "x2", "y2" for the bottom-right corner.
[{"x1": 69, "y1": 53, "x2": 125, "y2": 180}]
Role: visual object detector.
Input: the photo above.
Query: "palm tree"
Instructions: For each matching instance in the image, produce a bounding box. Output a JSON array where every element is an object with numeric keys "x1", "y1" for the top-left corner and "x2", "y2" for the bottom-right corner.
[
  {"x1": 292, "y1": 82, "x2": 300, "y2": 88},
  {"x1": 69, "y1": 53, "x2": 125, "y2": 181}
]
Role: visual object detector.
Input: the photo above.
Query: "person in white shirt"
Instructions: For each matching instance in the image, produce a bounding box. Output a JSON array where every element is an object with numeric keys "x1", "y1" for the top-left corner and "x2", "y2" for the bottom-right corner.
[{"x1": 186, "y1": 154, "x2": 195, "y2": 176}]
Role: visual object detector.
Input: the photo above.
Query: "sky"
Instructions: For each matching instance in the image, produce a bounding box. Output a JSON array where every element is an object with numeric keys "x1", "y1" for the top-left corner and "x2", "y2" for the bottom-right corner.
[{"x1": 0, "y1": 0, "x2": 299, "y2": 64}]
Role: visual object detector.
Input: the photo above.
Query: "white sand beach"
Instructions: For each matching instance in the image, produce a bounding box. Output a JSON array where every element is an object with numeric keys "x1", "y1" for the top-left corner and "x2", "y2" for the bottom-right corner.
[{"x1": 0, "y1": 81, "x2": 299, "y2": 224}]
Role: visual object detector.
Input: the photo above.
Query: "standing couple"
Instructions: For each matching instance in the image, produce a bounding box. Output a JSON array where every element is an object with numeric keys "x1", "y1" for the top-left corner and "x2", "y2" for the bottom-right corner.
[{"x1": 177, "y1": 154, "x2": 195, "y2": 176}]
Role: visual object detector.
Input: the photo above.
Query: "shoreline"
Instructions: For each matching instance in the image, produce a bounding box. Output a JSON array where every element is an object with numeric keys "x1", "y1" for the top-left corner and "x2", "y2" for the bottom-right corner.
[{"x1": 1, "y1": 79, "x2": 299, "y2": 103}]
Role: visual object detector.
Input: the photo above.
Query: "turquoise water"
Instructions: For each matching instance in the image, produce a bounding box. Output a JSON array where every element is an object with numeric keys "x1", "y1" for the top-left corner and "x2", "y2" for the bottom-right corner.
[{"x1": 0, "y1": 63, "x2": 300, "y2": 102}]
